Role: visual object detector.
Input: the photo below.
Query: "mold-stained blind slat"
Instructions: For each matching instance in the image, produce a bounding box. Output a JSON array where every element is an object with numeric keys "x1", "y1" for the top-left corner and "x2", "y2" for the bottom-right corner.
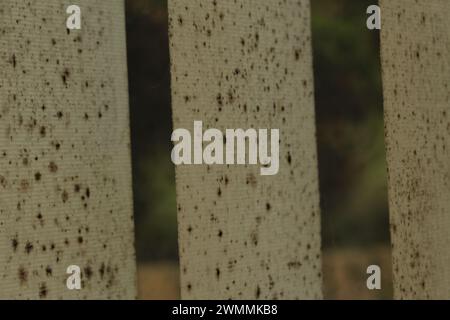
[
  {"x1": 169, "y1": 0, "x2": 322, "y2": 299},
  {"x1": 0, "y1": 0, "x2": 136, "y2": 299},
  {"x1": 380, "y1": 0, "x2": 450, "y2": 299}
]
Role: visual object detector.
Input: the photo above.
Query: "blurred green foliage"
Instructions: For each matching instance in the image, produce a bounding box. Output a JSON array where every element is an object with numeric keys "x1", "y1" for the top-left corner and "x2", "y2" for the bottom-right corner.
[
  {"x1": 126, "y1": 0, "x2": 389, "y2": 262},
  {"x1": 126, "y1": 0, "x2": 177, "y2": 261},
  {"x1": 311, "y1": 0, "x2": 389, "y2": 247}
]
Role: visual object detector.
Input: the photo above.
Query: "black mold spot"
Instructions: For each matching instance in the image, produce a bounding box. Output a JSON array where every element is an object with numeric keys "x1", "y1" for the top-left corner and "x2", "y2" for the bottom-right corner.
[
  {"x1": 84, "y1": 266, "x2": 93, "y2": 279},
  {"x1": 39, "y1": 283, "x2": 48, "y2": 298},
  {"x1": 48, "y1": 161, "x2": 58, "y2": 173},
  {"x1": 11, "y1": 237, "x2": 19, "y2": 251},
  {"x1": 11, "y1": 54, "x2": 16, "y2": 68},
  {"x1": 25, "y1": 241, "x2": 33, "y2": 254},
  {"x1": 246, "y1": 173, "x2": 257, "y2": 187},
  {"x1": 62, "y1": 68, "x2": 70, "y2": 86},
  {"x1": 287, "y1": 261, "x2": 302, "y2": 269},
  {"x1": 216, "y1": 93, "x2": 224, "y2": 106},
  {"x1": 216, "y1": 268, "x2": 221, "y2": 279},
  {"x1": 62, "y1": 190, "x2": 69, "y2": 203},
  {"x1": 99, "y1": 263, "x2": 106, "y2": 278},
  {"x1": 18, "y1": 267, "x2": 27, "y2": 284},
  {"x1": 0, "y1": 175, "x2": 7, "y2": 188},
  {"x1": 251, "y1": 231, "x2": 258, "y2": 246},
  {"x1": 256, "y1": 286, "x2": 261, "y2": 299},
  {"x1": 286, "y1": 152, "x2": 292, "y2": 165},
  {"x1": 39, "y1": 126, "x2": 46, "y2": 137}
]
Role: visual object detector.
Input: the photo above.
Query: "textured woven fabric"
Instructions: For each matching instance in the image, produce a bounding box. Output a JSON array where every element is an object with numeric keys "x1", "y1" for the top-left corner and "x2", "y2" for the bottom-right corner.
[
  {"x1": 169, "y1": 0, "x2": 322, "y2": 299},
  {"x1": 380, "y1": 0, "x2": 450, "y2": 299},
  {"x1": 0, "y1": 0, "x2": 136, "y2": 299}
]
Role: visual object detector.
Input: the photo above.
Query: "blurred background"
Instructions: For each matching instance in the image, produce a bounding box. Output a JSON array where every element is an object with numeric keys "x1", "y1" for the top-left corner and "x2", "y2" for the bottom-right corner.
[{"x1": 125, "y1": 0, "x2": 392, "y2": 299}]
